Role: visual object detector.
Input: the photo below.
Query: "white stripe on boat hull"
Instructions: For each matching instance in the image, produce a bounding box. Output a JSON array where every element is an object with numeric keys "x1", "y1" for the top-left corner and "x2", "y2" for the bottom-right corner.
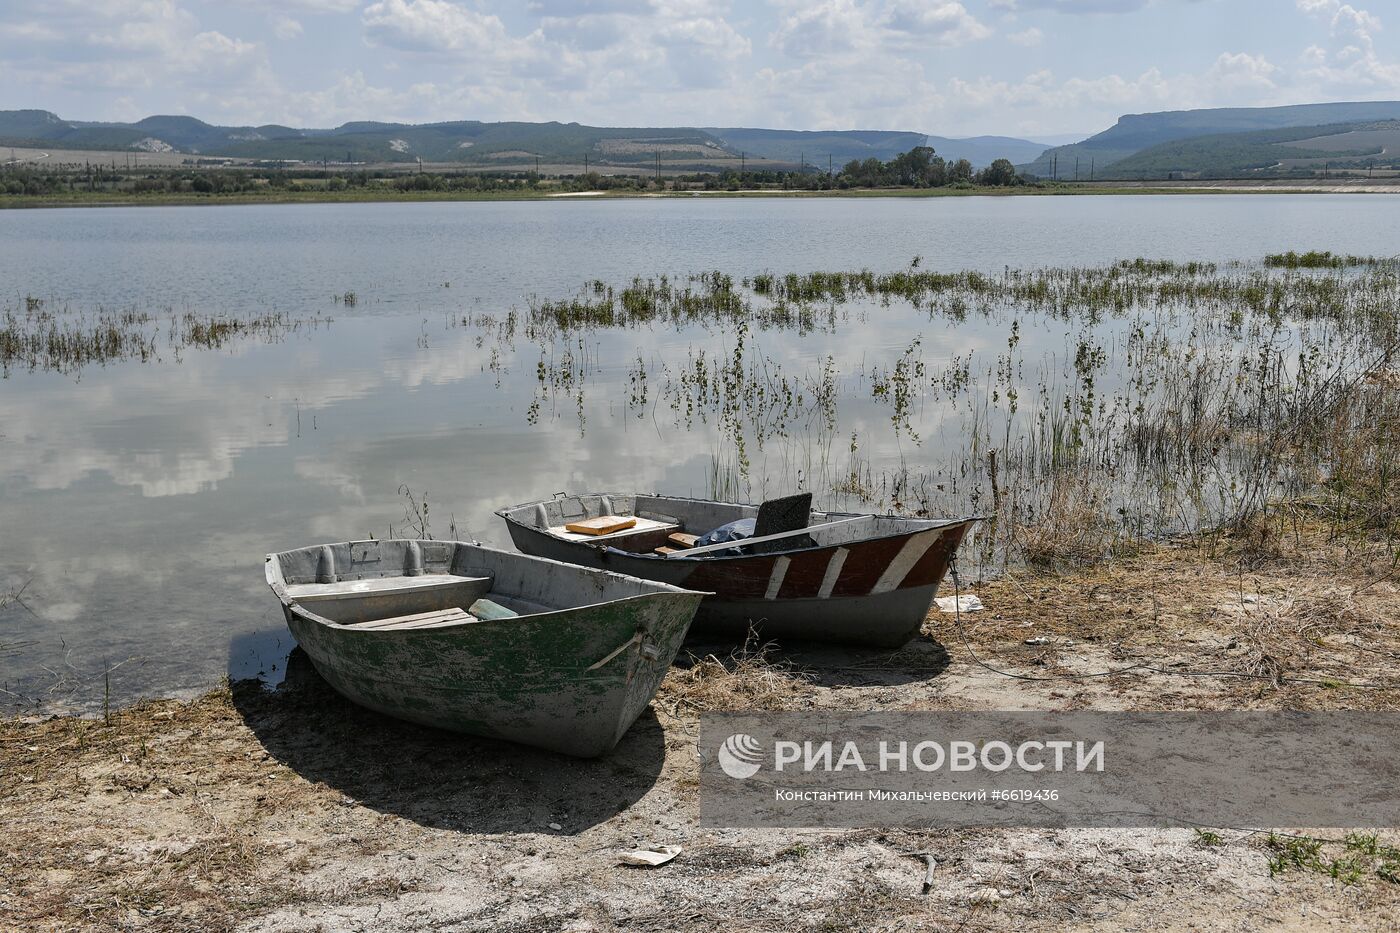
[
  {"x1": 764, "y1": 556, "x2": 791, "y2": 600},
  {"x1": 817, "y1": 547, "x2": 849, "y2": 599},
  {"x1": 870, "y1": 530, "x2": 940, "y2": 595}
]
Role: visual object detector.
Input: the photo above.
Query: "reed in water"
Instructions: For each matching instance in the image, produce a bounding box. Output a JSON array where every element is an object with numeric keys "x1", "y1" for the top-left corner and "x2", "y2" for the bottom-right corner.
[{"x1": 518, "y1": 256, "x2": 1399, "y2": 573}]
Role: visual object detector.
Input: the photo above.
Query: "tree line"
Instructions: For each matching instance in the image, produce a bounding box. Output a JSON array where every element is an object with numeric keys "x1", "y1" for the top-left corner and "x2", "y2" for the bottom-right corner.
[
  {"x1": 0, "y1": 145, "x2": 1027, "y2": 199},
  {"x1": 838, "y1": 147, "x2": 1021, "y2": 187},
  {"x1": 689, "y1": 146, "x2": 1024, "y2": 191}
]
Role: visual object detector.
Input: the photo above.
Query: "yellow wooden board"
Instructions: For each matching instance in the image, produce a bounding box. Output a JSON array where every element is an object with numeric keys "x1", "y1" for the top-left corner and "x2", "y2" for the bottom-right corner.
[{"x1": 564, "y1": 515, "x2": 638, "y2": 536}]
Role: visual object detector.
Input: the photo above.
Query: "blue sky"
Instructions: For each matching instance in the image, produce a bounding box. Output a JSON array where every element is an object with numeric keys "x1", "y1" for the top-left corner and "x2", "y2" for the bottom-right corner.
[{"x1": 2, "y1": 1, "x2": 1397, "y2": 139}]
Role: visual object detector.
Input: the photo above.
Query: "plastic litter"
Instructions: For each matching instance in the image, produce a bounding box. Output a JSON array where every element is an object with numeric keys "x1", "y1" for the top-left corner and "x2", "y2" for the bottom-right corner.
[
  {"x1": 618, "y1": 845, "x2": 682, "y2": 867},
  {"x1": 935, "y1": 594, "x2": 984, "y2": 613}
]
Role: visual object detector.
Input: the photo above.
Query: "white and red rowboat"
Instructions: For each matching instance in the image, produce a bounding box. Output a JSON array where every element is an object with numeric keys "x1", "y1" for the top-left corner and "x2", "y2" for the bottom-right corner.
[{"x1": 496, "y1": 494, "x2": 976, "y2": 648}]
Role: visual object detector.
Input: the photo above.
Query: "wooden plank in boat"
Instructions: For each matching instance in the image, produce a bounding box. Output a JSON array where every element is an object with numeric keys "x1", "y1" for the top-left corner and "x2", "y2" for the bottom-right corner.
[
  {"x1": 343, "y1": 607, "x2": 475, "y2": 630},
  {"x1": 565, "y1": 515, "x2": 637, "y2": 536},
  {"x1": 667, "y1": 533, "x2": 699, "y2": 549},
  {"x1": 548, "y1": 516, "x2": 678, "y2": 542}
]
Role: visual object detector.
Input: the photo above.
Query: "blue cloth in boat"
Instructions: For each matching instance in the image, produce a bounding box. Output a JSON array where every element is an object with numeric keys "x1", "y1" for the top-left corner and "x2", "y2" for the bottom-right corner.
[{"x1": 695, "y1": 518, "x2": 756, "y2": 548}]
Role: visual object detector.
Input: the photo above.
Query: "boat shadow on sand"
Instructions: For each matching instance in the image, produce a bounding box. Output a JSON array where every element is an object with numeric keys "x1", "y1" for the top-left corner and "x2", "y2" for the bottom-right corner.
[{"x1": 228, "y1": 647, "x2": 668, "y2": 836}]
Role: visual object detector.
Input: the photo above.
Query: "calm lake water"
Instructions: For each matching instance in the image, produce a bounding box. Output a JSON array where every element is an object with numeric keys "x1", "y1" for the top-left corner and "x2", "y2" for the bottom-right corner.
[{"x1": 1, "y1": 194, "x2": 1395, "y2": 711}]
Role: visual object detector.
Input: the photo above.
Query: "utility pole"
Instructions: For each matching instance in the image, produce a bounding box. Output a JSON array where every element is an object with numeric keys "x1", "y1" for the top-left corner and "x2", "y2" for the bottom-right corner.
[
  {"x1": 828, "y1": 153, "x2": 832, "y2": 176},
  {"x1": 584, "y1": 153, "x2": 588, "y2": 174},
  {"x1": 534, "y1": 154, "x2": 539, "y2": 174},
  {"x1": 1075, "y1": 157, "x2": 1079, "y2": 181},
  {"x1": 654, "y1": 149, "x2": 660, "y2": 181},
  {"x1": 741, "y1": 151, "x2": 745, "y2": 173},
  {"x1": 1090, "y1": 157, "x2": 1094, "y2": 182}
]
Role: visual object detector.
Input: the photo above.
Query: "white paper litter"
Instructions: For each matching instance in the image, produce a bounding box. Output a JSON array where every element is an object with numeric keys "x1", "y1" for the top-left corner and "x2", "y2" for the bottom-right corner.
[
  {"x1": 618, "y1": 845, "x2": 682, "y2": 867},
  {"x1": 935, "y1": 594, "x2": 984, "y2": 613}
]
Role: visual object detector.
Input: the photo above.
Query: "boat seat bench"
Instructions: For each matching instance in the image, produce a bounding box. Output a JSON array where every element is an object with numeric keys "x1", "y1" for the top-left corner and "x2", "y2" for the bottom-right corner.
[
  {"x1": 339, "y1": 597, "x2": 523, "y2": 631},
  {"x1": 285, "y1": 574, "x2": 497, "y2": 625},
  {"x1": 285, "y1": 574, "x2": 491, "y2": 601}
]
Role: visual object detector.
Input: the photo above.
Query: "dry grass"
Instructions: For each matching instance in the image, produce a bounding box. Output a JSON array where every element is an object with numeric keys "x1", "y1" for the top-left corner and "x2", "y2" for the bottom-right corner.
[
  {"x1": 658, "y1": 633, "x2": 817, "y2": 714},
  {"x1": 939, "y1": 512, "x2": 1400, "y2": 708},
  {"x1": 1007, "y1": 472, "x2": 1132, "y2": 571}
]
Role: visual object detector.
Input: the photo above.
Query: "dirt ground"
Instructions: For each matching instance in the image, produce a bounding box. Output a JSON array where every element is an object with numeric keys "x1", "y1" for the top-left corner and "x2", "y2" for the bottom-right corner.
[{"x1": 4, "y1": 523, "x2": 1400, "y2": 932}]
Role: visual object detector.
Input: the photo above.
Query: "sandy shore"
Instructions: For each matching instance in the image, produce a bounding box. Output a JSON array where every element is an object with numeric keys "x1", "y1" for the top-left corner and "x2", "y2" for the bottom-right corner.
[{"x1": 5, "y1": 525, "x2": 1400, "y2": 931}]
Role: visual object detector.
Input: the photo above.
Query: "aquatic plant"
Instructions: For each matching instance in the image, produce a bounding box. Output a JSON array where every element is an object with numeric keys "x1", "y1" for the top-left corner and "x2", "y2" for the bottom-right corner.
[
  {"x1": 505, "y1": 255, "x2": 1400, "y2": 572},
  {"x1": 0, "y1": 299, "x2": 332, "y2": 376},
  {"x1": 1263, "y1": 250, "x2": 1388, "y2": 269}
]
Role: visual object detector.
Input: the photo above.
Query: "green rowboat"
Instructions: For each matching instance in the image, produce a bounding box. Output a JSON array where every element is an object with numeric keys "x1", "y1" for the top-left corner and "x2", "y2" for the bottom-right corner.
[{"x1": 264, "y1": 539, "x2": 706, "y2": 757}]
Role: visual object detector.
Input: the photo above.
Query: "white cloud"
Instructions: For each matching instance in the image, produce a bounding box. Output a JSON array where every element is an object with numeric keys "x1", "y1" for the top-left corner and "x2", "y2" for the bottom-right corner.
[
  {"x1": 882, "y1": 1, "x2": 990, "y2": 45},
  {"x1": 1008, "y1": 26, "x2": 1043, "y2": 45},
  {"x1": 1295, "y1": 0, "x2": 1400, "y2": 91},
  {"x1": 990, "y1": 0, "x2": 1152, "y2": 12},
  {"x1": 0, "y1": 21, "x2": 62, "y2": 41},
  {"x1": 528, "y1": 0, "x2": 657, "y2": 13},
  {"x1": 770, "y1": 0, "x2": 872, "y2": 59},
  {"x1": 272, "y1": 15, "x2": 304, "y2": 40},
  {"x1": 0, "y1": 0, "x2": 275, "y2": 119},
  {"x1": 658, "y1": 16, "x2": 752, "y2": 87},
  {"x1": 227, "y1": 0, "x2": 361, "y2": 11},
  {"x1": 362, "y1": 0, "x2": 510, "y2": 54},
  {"x1": 539, "y1": 14, "x2": 629, "y2": 50},
  {"x1": 189, "y1": 30, "x2": 259, "y2": 60},
  {"x1": 770, "y1": 0, "x2": 989, "y2": 60},
  {"x1": 1207, "y1": 51, "x2": 1278, "y2": 92}
]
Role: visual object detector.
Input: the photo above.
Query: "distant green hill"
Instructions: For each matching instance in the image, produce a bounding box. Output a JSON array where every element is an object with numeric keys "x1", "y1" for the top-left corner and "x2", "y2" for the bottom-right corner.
[
  {"x1": 932, "y1": 135, "x2": 1055, "y2": 167},
  {"x1": 0, "y1": 111, "x2": 297, "y2": 153},
  {"x1": 0, "y1": 109, "x2": 70, "y2": 138},
  {"x1": 215, "y1": 122, "x2": 734, "y2": 165},
  {"x1": 1021, "y1": 100, "x2": 1400, "y2": 177},
  {"x1": 0, "y1": 110, "x2": 736, "y2": 165},
  {"x1": 1099, "y1": 120, "x2": 1399, "y2": 178},
  {"x1": 0, "y1": 109, "x2": 1049, "y2": 170},
  {"x1": 705, "y1": 128, "x2": 926, "y2": 166}
]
